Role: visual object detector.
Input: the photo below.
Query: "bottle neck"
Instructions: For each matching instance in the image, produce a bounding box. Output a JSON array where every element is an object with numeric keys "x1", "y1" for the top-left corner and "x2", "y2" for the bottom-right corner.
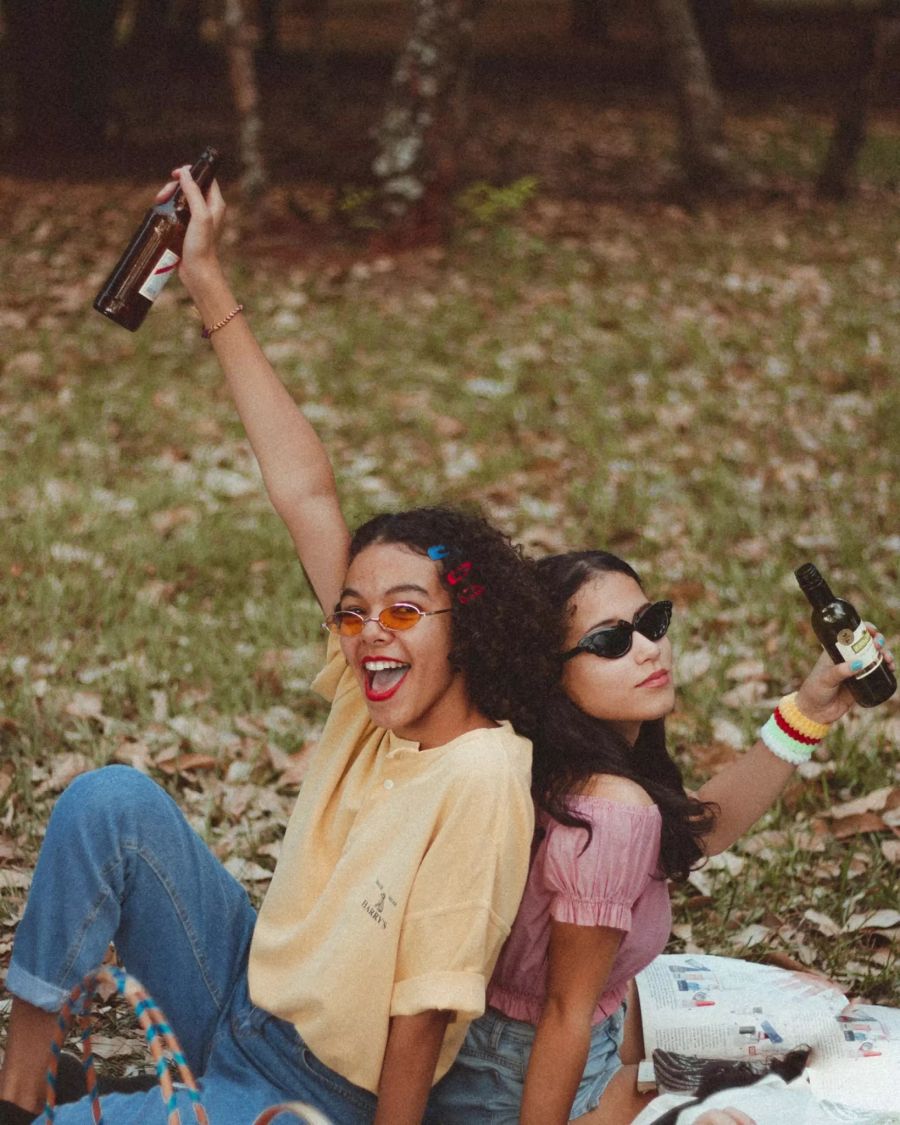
[
  {"x1": 802, "y1": 577, "x2": 834, "y2": 608},
  {"x1": 171, "y1": 148, "x2": 219, "y2": 216},
  {"x1": 190, "y1": 148, "x2": 219, "y2": 193}
]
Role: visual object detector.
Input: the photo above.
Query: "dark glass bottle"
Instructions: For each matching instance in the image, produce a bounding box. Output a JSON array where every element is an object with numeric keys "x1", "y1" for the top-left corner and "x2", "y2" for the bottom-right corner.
[
  {"x1": 795, "y1": 563, "x2": 896, "y2": 708},
  {"x1": 93, "y1": 147, "x2": 220, "y2": 331}
]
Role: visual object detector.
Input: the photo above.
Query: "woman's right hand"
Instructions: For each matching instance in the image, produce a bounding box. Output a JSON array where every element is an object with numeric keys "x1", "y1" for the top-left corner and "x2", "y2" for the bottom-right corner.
[{"x1": 795, "y1": 625, "x2": 894, "y2": 727}]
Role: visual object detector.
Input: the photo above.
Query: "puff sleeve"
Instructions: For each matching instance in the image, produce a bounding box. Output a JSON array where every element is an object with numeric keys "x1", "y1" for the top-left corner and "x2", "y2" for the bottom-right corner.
[{"x1": 542, "y1": 797, "x2": 662, "y2": 932}]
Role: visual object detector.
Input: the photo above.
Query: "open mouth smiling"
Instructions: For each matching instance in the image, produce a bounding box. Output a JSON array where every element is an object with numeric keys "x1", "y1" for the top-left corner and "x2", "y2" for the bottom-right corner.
[{"x1": 363, "y1": 658, "x2": 411, "y2": 701}]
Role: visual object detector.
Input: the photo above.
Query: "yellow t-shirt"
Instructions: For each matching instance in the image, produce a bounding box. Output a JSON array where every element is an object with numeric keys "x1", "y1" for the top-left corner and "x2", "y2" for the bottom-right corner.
[{"x1": 248, "y1": 636, "x2": 534, "y2": 1093}]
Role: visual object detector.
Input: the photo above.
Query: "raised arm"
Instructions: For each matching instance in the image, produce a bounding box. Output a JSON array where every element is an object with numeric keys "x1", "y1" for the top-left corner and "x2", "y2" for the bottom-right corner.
[
  {"x1": 697, "y1": 631, "x2": 893, "y2": 855},
  {"x1": 172, "y1": 167, "x2": 350, "y2": 612}
]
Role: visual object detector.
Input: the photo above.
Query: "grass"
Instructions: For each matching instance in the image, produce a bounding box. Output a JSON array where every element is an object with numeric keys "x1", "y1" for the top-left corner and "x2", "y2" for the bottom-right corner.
[{"x1": 1, "y1": 106, "x2": 899, "y2": 1066}]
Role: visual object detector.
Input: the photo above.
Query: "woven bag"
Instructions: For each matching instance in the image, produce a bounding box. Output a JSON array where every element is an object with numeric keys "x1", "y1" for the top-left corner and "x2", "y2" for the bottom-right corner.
[{"x1": 40, "y1": 965, "x2": 332, "y2": 1125}]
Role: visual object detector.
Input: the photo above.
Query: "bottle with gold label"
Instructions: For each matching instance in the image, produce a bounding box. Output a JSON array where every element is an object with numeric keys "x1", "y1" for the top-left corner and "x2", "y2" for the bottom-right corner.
[
  {"x1": 93, "y1": 147, "x2": 220, "y2": 331},
  {"x1": 795, "y1": 563, "x2": 896, "y2": 707}
]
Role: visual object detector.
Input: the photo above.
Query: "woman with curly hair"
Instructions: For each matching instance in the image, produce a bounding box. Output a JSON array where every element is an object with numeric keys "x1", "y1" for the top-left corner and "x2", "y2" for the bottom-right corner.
[
  {"x1": 430, "y1": 550, "x2": 892, "y2": 1124},
  {"x1": 0, "y1": 175, "x2": 556, "y2": 1125}
]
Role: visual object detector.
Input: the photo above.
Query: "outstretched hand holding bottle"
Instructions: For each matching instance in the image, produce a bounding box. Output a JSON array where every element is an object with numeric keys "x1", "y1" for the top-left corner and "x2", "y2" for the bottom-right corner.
[
  {"x1": 94, "y1": 149, "x2": 220, "y2": 331},
  {"x1": 154, "y1": 164, "x2": 352, "y2": 614},
  {"x1": 796, "y1": 563, "x2": 897, "y2": 707},
  {"x1": 695, "y1": 615, "x2": 893, "y2": 857},
  {"x1": 792, "y1": 628, "x2": 894, "y2": 727},
  {"x1": 154, "y1": 164, "x2": 233, "y2": 328}
]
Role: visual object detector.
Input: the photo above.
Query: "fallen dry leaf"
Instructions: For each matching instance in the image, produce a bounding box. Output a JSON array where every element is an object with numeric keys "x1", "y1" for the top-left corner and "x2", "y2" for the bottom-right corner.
[
  {"x1": 730, "y1": 924, "x2": 772, "y2": 948},
  {"x1": 804, "y1": 909, "x2": 841, "y2": 937},
  {"x1": 831, "y1": 812, "x2": 887, "y2": 839},
  {"x1": 35, "y1": 752, "x2": 96, "y2": 794},
  {"x1": 711, "y1": 717, "x2": 746, "y2": 750},
  {"x1": 63, "y1": 692, "x2": 104, "y2": 720},
  {"x1": 828, "y1": 787, "x2": 900, "y2": 819},
  {"x1": 725, "y1": 659, "x2": 767, "y2": 682},
  {"x1": 721, "y1": 681, "x2": 767, "y2": 707},
  {"x1": 150, "y1": 506, "x2": 199, "y2": 536},
  {"x1": 223, "y1": 857, "x2": 274, "y2": 883},
  {"x1": 0, "y1": 869, "x2": 31, "y2": 891},
  {"x1": 844, "y1": 909, "x2": 900, "y2": 932},
  {"x1": 881, "y1": 840, "x2": 900, "y2": 863},
  {"x1": 155, "y1": 753, "x2": 218, "y2": 776},
  {"x1": 674, "y1": 649, "x2": 712, "y2": 683}
]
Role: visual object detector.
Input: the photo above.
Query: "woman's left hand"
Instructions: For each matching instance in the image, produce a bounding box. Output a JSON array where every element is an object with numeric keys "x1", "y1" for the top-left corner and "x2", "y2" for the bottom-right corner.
[
  {"x1": 153, "y1": 166, "x2": 227, "y2": 295},
  {"x1": 795, "y1": 625, "x2": 894, "y2": 726}
]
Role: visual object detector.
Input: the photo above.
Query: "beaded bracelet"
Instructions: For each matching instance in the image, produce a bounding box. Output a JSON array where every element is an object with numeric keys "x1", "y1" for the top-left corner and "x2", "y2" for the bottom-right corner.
[
  {"x1": 201, "y1": 303, "x2": 244, "y2": 339},
  {"x1": 759, "y1": 692, "x2": 831, "y2": 765}
]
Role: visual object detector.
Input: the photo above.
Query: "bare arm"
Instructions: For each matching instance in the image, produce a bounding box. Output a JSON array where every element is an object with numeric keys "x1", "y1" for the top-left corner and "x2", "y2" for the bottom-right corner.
[
  {"x1": 520, "y1": 921, "x2": 623, "y2": 1125},
  {"x1": 697, "y1": 636, "x2": 893, "y2": 855},
  {"x1": 374, "y1": 1009, "x2": 452, "y2": 1125},
  {"x1": 172, "y1": 168, "x2": 350, "y2": 612}
]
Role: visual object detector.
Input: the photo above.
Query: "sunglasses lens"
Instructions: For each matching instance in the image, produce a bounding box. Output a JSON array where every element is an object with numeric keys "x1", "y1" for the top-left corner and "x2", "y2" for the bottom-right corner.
[
  {"x1": 329, "y1": 611, "x2": 364, "y2": 636},
  {"x1": 637, "y1": 601, "x2": 672, "y2": 641},
  {"x1": 565, "y1": 601, "x2": 672, "y2": 661},
  {"x1": 380, "y1": 604, "x2": 423, "y2": 630},
  {"x1": 583, "y1": 624, "x2": 633, "y2": 659}
]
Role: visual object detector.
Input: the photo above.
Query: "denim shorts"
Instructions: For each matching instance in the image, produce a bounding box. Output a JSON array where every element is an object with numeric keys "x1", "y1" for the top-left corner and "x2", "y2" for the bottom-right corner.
[{"x1": 429, "y1": 1003, "x2": 625, "y2": 1123}]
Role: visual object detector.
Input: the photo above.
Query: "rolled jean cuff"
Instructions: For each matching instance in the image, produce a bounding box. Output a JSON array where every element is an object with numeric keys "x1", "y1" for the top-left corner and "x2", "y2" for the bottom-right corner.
[{"x1": 5, "y1": 958, "x2": 71, "y2": 1011}]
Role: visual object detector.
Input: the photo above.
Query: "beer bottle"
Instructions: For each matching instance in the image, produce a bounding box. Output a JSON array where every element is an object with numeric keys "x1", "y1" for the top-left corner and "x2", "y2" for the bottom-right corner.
[
  {"x1": 93, "y1": 147, "x2": 220, "y2": 331},
  {"x1": 795, "y1": 562, "x2": 896, "y2": 707}
]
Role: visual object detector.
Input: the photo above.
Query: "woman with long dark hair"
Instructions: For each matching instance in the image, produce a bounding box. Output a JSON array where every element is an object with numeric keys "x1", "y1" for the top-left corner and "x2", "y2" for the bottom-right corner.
[{"x1": 430, "y1": 549, "x2": 892, "y2": 1124}]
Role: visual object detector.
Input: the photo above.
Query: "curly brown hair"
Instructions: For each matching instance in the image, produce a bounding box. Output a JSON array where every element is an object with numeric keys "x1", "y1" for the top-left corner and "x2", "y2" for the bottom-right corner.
[{"x1": 349, "y1": 507, "x2": 558, "y2": 740}]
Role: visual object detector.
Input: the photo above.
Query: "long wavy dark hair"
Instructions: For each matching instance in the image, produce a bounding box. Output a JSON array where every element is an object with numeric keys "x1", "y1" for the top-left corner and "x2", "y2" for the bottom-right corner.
[
  {"x1": 349, "y1": 507, "x2": 557, "y2": 740},
  {"x1": 531, "y1": 550, "x2": 717, "y2": 881}
]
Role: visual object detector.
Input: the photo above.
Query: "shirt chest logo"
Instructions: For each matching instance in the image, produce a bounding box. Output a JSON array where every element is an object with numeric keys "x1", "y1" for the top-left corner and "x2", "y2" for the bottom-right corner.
[{"x1": 361, "y1": 879, "x2": 396, "y2": 931}]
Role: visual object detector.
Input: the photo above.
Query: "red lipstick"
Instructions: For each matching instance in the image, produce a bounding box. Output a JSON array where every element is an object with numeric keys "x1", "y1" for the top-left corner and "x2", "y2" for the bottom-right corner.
[{"x1": 637, "y1": 670, "x2": 670, "y2": 689}]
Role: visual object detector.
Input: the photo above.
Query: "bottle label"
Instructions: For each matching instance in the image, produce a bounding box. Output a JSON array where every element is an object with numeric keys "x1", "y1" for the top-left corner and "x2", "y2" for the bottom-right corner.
[
  {"x1": 835, "y1": 623, "x2": 883, "y2": 679},
  {"x1": 139, "y1": 249, "x2": 181, "y2": 302}
]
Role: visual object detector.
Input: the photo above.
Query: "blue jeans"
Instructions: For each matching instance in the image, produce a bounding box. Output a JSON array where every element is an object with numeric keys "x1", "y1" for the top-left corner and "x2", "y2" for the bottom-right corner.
[
  {"x1": 4, "y1": 766, "x2": 391, "y2": 1124},
  {"x1": 429, "y1": 1004, "x2": 625, "y2": 1123}
]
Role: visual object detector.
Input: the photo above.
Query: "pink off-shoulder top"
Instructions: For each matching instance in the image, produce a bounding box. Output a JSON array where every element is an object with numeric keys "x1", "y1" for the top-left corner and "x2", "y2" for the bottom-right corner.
[{"x1": 486, "y1": 795, "x2": 671, "y2": 1026}]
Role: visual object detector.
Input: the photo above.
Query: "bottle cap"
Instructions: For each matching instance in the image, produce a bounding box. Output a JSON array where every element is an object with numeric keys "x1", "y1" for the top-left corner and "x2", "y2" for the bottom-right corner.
[{"x1": 794, "y1": 563, "x2": 823, "y2": 591}]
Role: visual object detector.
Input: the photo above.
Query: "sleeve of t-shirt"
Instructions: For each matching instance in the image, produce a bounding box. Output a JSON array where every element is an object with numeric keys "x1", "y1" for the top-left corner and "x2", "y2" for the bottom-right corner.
[
  {"x1": 543, "y1": 800, "x2": 662, "y2": 933},
  {"x1": 311, "y1": 630, "x2": 357, "y2": 704},
  {"x1": 390, "y1": 746, "x2": 534, "y2": 1021}
]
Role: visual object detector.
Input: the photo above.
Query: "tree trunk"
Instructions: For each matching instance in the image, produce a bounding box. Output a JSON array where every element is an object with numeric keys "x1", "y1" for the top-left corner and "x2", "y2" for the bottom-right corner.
[
  {"x1": 652, "y1": 0, "x2": 732, "y2": 191},
  {"x1": 372, "y1": 0, "x2": 487, "y2": 239},
  {"x1": 222, "y1": 0, "x2": 268, "y2": 205},
  {"x1": 816, "y1": 15, "x2": 892, "y2": 201}
]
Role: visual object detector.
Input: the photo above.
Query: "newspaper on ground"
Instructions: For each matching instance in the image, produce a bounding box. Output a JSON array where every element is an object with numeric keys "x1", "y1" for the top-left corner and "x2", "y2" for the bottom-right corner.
[{"x1": 634, "y1": 954, "x2": 900, "y2": 1119}]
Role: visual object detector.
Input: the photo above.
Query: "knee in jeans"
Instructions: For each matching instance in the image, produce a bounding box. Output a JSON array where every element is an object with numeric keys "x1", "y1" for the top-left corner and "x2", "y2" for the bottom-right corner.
[{"x1": 54, "y1": 766, "x2": 169, "y2": 831}]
